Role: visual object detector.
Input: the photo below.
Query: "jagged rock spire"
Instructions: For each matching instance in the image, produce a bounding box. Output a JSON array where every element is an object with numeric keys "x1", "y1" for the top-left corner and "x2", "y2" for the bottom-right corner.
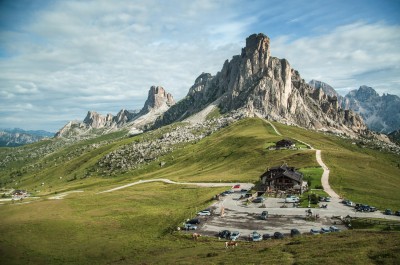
[{"x1": 140, "y1": 86, "x2": 175, "y2": 115}]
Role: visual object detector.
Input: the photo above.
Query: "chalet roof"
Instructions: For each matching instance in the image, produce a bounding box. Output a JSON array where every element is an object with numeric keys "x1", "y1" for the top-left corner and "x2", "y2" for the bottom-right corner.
[
  {"x1": 260, "y1": 164, "x2": 303, "y2": 183},
  {"x1": 276, "y1": 139, "x2": 295, "y2": 147},
  {"x1": 282, "y1": 170, "x2": 303, "y2": 182}
]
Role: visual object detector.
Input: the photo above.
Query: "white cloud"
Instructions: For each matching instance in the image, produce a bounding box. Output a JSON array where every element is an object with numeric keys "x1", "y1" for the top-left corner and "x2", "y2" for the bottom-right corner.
[
  {"x1": 0, "y1": 0, "x2": 248, "y2": 131},
  {"x1": 272, "y1": 22, "x2": 400, "y2": 96},
  {"x1": 0, "y1": 1, "x2": 399, "y2": 131}
]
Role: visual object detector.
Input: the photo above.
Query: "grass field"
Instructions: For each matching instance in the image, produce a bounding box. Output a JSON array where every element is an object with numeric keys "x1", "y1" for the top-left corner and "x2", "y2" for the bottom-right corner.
[
  {"x1": 1, "y1": 118, "x2": 400, "y2": 264},
  {"x1": 1, "y1": 182, "x2": 399, "y2": 265}
]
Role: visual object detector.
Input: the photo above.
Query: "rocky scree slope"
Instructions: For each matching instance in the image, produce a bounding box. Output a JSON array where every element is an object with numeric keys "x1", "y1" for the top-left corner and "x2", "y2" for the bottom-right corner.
[
  {"x1": 95, "y1": 111, "x2": 245, "y2": 176},
  {"x1": 154, "y1": 33, "x2": 366, "y2": 137},
  {"x1": 55, "y1": 86, "x2": 175, "y2": 139}
]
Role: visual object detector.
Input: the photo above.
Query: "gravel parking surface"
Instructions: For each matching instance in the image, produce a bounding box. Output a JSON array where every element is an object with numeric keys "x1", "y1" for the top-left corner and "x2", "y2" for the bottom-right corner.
[{"x1": 186, "y1": 192, "x2": 399, "y2": 240}]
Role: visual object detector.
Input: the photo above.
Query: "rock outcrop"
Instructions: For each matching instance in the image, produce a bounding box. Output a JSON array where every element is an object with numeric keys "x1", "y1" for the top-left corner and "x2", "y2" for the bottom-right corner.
[
  {"x1": 155, "y1": 33, "x2": 367, "y2": 136},
  {"x1": 139, "y1": 86, "x2": 175, "y2": 115},
  {"x1": 56, "y1": 86, "x2": 175, "y2": 138}
]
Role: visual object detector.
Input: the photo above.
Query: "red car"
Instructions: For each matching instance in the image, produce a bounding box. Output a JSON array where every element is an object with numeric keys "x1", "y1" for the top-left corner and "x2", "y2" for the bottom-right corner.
[{"x1": 233, "y1": 184, "x2": 240, "y2": 189}]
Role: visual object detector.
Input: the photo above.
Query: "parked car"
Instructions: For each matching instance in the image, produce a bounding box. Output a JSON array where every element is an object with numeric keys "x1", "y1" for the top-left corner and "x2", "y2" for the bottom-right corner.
[
  {"x1": 221, "y1": 190, "x2": 233, "y2": 196},
  {"x1": 395, "y1": 211, "x2": 400, "y2": 216},
  {"x1": 218, "y1": 230, "x2": 231, "y2": 239},
  {"x1": 186, "y1": 218, "x2": 200, "y2": 224},
  {"x1": 197, "y1": 210, "x2": 211, "y2": 216},
  {"x1": 320, "y1": 227, "x2": 331, "y2": 234},
  {"x1": 345, "y1": 201, "x2": 354, "y2": 207},
  {"x1": 384, "y1": 209, "x2": 393, "y2": 215},
  {"x1": 230, "y1": 231, "x2": 240, "y2": 241},
  {"x1": 310, "y1": 229, "x2": 320, "y2": 235},
  {"x1": 342, "y1": 199, "x2": 351, "y2": 204},
  {"x1": 240, "y1": 189, "x2": 248, "y2": 193},
  {"x1": 262, "y1": 233, "x2": 271, "y2": 240},
  {"x1": 253, "y1": 197, "x2": 265, "y2": 203},
  {"x1": 260, "y1": 211, "x2": 268, "y2": 220},
  {"x1": 329, "y1": 226, "x2": 340, "y2": 232},
  {"x1": 369, "y1": 206, "x2": 377, "y2": 212},
  {"x1": 233, "y1": 184, "x2": 241, "y2": 189},
  {"x1": 285, "y1": 195, "x2": 300, "y2": 203},
  {"x1": 250, "y1": 231, "x2": 262, "y2": 241},
  {"x1": 273, "y1": 232, "x2": 284, "y2": 239},
  {"x1": 184, "y1": 223, "x2": 197, "y2": 230},
  {"x1": 356, "y1": 204, "x2": 370, "y2": 212},
  {"x1": 325, "y1": 197, "x2": 331, "y2": 202},
  {"x1": 290, "y1": 229, "x2": 301, "y2": 237}
]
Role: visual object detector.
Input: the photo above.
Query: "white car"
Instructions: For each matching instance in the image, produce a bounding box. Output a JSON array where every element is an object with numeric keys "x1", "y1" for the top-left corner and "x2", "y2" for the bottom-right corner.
[
  {"x1": 285, "y1": 195, "x2": 300, "y2": 203},
  {"x1": 230, "y1": 231, "x2": 240, "y2": 240},
  {"x1": 197, "y1": 210, "x2": 211, "y2": 216}
]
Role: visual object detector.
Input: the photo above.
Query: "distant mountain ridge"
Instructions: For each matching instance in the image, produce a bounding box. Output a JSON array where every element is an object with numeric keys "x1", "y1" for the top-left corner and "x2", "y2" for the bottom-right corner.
[
  {"x1": 55, "y1": 86, "x2": 175, "y2": 138},
  {"x1": 154, "y1": 33, "x2": 367, "y2": 136},
  {"x1": 308, "y1": 80, "x2": 400, "y2": 134},
  {"x1": 0, "y1": 128, "x2": 54, "y2": 147}
]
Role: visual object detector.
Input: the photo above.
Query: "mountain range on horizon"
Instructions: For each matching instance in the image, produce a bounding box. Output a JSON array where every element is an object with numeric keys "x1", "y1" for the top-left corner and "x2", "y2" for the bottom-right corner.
[
  {"x1": 55, "y1": 33, "x2": 368, "y2": 140},
  {"x1": 2, "y1": 33, "x2": 400, "y2": 146},
  {"x1": 309, "y1": 80, "x2": 400, "y2": 134},
  {"x1": 0, "y1": 128, "x2": 54, "y2": 147}
]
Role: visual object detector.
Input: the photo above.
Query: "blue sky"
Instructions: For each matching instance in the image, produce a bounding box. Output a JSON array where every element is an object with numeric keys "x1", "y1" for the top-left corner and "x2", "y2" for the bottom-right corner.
[{"x1": 0, "y1": 0, "x2": 399, "y2": 131}]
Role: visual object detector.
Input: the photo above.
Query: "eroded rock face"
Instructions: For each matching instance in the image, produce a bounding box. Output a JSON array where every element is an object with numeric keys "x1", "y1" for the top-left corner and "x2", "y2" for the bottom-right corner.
[
  {"x1": 56, "y1": 86, "x2": 175, "y2": 138},
  {"x1": 343, "y1": 86, "x2": 400, "y2": 133},
  {"x1": 140, "y1": 86, "x2": 175, "y2": 115},
  {"x1": 155, "y1": 33, "x2": 368, "y2": 136},
  {"x1": 309, "y1": 81, "x2": 400, "y2": 134}
]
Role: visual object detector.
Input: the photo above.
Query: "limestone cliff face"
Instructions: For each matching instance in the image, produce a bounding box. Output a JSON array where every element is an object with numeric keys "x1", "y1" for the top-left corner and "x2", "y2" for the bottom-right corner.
[
  {"x1": 56, "y1": 86, "x2": 175, "y2": 138},
  {"x1": 140, "y1": 86, "x2": 175, "y2": 115},
  {"x1": 155, "y1": 33, "x2": 367, "y2": 136},
  {"x1": 309, "y1": 81, "x2": 400, "y2": 134}
]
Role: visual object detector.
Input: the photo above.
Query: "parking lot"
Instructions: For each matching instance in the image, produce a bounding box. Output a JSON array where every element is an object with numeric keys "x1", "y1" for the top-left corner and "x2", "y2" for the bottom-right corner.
[
  {"x1": 185, "y1": 190, "x2": 349, "y2": 240},
  {"x1": 181, "y1": 183, "x2": 400, "y2": 240}
]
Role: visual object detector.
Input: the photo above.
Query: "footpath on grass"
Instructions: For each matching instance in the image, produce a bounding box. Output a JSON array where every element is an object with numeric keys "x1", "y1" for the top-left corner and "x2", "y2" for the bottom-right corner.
[
  {"x1": 263, "y1": 119, "x2": 340, "y2": 199},
  {"x1": 98, "y1": 179, "x2": 254, "y2": 194}
]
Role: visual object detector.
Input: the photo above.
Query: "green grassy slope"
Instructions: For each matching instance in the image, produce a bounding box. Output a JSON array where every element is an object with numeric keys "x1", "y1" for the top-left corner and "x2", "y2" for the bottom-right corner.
[
  {"x1": 125, "y1": 118, "x2": 318, "y2": 183},
  {"x1": 0, "y1": 118, "x2": 400, "y2": 264},
  {"x1": 274, "y1": 122, "x2": 400, "y2": 209},
  {"x1": 0, "y1": 183, "x2": 399, "y2": 265}
]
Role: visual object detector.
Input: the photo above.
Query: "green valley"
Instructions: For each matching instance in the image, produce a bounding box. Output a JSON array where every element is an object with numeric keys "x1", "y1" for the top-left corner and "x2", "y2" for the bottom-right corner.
[{"x1": 0, "y1": 118, "x2": 399, "y2": 264}]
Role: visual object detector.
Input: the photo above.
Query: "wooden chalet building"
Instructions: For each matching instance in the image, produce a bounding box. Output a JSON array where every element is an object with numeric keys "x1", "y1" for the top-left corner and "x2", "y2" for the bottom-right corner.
[
  {"x1": 260, "y1": 164, "x2": 304, "y2": 194},
  {"x1": 275, "y1": 139, "x2": 295, "y2": 149}
]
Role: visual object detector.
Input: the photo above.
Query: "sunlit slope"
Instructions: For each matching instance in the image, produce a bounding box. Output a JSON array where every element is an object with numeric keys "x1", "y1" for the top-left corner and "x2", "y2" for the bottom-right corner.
[
  {"x1": 128, "y1": 118, "x2": 318, "y2": 183},
  {"x1": 274, "y1": 122, "x2": 400, "y2": 209},
  {"x1": 1, "y1": 118, "x2": 399, "y2": 209}
]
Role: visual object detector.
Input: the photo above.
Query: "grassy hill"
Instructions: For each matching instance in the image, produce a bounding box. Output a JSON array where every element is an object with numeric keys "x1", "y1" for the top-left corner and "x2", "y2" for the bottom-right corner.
[{"x1": 0, "y1": 118, "x2": 399, "y2": 264}]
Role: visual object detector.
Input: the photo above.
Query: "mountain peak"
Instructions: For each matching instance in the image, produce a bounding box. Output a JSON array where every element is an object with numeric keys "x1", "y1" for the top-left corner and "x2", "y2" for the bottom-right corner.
[
  {"x1": 242, "y1": 33, "x2": 270, "y2": 57},
  {"x1": 140, "y1": 86, "x2": 175, "y2": 115},
  {"x1": 56, "y1": 86, "x2": 175, "y2": 138},
  {"x1": 355, "y1": 85, "x2": 379, "y2": 100},
  {"x1": 154, "y1": 33, "x2": 367, "y2": 136}
]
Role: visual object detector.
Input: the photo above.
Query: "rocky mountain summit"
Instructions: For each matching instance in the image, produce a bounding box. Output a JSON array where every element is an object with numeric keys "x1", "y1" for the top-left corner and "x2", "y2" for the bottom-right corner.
[
  {"x1": 56, "y1": 86, "x2": 175, "y2": 138},
  {"x1": 309, "y1": 81, "x2": 400, "y2": 134},
  {"x1": 343, "y1": 86, "x2": 400, "y2": 133},
  {"x1": 154, "y1": 33, "x2": 367, "y2": 136}
]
